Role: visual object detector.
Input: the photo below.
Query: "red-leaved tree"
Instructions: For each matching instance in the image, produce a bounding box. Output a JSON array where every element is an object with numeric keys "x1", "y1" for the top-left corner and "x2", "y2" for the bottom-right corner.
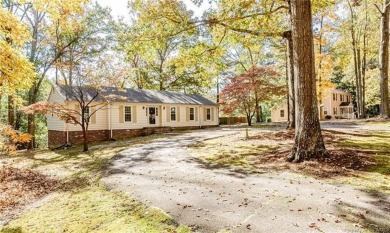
[{"x1": 219, "y1": 66, "x2": 285, "y2": 126}]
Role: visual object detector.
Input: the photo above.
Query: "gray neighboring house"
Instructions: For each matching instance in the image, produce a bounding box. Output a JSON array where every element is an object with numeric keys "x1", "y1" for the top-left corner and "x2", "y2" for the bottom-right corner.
[{"x1": 47, "y1": 85, "x2": 218, "y2": 148}]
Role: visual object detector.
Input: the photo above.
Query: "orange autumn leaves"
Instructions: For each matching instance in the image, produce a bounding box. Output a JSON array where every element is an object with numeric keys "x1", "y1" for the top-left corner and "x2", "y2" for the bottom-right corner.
[{"x1": 219, "y1": 66, "x2": 286, "y2": 117}]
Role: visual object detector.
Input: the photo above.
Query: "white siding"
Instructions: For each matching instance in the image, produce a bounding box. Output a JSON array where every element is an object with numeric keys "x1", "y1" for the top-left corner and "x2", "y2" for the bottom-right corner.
[
  {"x1": 111, "y1": 102, "x2": 148, "y2": 129},
  {"x1": 48, "y1": 96, "x2": 219, "y2": 131},
  {"x1": 46, "y1": 87, "x2": 66, "y2": 131},
  {"x1": 66, "y1": 101, "x2": 109, "y2": 131}
]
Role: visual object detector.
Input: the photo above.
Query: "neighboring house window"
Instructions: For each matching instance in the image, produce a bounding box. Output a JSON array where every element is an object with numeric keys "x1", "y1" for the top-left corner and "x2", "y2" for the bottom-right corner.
[
  {"x1": 333, "y1": 93, "x2": 335, "y2": 101},
  {"x1": 189, "y1": 107, "x2": 195, "y2": 121},
  {"x1": 340, "y1": 94, "x2": 343, "y2": 102},
  {"x1": 206, "y1": 108, "x2": 211, "y2": 120},
  {"x1": 125, "y1": 106, "x2": 131, "y2": 122},
  {"x1": 333, "y1": 108, "x2": 337, "y2": 114},
  {"x1": 170, "y1": 107, "x2": 176, "y2": 121},
  {"x1": 324, "y1": 111, "x2": 328, "y2": 115},
  {"x1": 280, "y1": 110, "x2": 285, "y2": 117},
  {"x1": 83, "y1": 106, "x2": 90, "y2": 122}
]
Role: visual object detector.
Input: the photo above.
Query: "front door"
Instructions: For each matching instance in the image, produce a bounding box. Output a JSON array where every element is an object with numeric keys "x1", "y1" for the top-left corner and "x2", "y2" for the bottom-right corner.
[{"x1": 148, "y1": 107, "x2": 157, "y2": 125}]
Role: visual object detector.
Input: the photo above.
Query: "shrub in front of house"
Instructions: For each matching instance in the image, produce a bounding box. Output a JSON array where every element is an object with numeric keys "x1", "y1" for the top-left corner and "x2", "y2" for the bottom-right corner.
[{"x1": 324, "y1": 115, "x2": 332, "y2": 120}]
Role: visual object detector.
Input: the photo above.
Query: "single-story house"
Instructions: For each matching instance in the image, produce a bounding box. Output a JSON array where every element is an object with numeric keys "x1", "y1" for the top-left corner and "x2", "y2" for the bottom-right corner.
[
  {"x1": 47, "y1": 85, "x2": 218, "y2": 148},
  {"x1": 271, "y1": 89, "x2": 354, "y2": 122}
]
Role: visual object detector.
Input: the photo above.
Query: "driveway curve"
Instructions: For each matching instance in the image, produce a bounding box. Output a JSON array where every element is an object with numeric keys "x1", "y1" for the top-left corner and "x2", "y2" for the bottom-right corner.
[{"x1": 102, "y1": 128, "x2": 390, "y2": 233}]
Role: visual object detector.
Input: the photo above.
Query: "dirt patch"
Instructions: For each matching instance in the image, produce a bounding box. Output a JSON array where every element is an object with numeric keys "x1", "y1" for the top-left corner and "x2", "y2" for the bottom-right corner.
[
  {"x1": 0, "y1": 166, "x2": 61, "y2": 213},
  {"x1": 249, "y1": 129, "x2": 295, "y2": 141}
]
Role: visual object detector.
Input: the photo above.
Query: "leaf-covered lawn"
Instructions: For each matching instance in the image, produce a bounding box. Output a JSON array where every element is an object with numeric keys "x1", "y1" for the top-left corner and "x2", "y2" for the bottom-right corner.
[
  {"x1": 0, "y1": 134, "x2": 191, "y2": 232},
  {"x1": 190, "y1": 127, "x2": 390, "y2": 194},
  {"x1": 1, "y1": 186, "x2": 189, "y2": 233}
]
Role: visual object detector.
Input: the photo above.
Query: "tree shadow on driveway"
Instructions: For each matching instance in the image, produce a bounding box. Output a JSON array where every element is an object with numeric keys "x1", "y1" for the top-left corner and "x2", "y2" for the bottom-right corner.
[
  {"x1": 184, "y1": 156, "x2": 269, "y2": 179},
  {"x1": 335, "y1": 190, "x2": 390, "y2": 233}
]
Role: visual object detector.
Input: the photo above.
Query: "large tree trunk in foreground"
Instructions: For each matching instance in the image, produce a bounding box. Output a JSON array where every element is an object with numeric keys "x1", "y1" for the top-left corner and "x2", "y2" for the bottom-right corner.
[
  {"x1": 379, "y1": 0, "x2": 390, "y2": 118},
  {"x1": 283, "y1": 30, "x2": 295, "y2": 129},
  {"x1": 287, "y1": 0, "x2": 327, "y2": 162}
]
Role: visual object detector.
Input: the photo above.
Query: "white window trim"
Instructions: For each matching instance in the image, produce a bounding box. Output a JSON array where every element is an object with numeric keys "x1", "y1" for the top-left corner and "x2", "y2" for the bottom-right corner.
[
  {"x1": 124, "y1": 106, "x2": 132, "y2": 122},
  {"x1": 83, "y1": 106, "x2": 90, "y2": 123},
  {"x1": 189, "y1": 107, "x2": 195, "y2": 121},
  {"x1": 170, "y1": 106, "x2": 177, "y2": 122}
]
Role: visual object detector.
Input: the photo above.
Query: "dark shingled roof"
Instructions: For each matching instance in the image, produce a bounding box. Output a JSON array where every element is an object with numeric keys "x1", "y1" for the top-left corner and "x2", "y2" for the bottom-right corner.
[
  {"x1": 339, "y1": 102, "x2": 352, "y2": 107},
  {"x1": 56, "y1": 85, "x2": 216, "y2": 106}
]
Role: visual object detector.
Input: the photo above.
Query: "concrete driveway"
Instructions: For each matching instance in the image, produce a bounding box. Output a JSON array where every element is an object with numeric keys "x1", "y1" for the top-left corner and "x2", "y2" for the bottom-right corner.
[{"x1": 102, "y1": 127, "x2": 390, "y2": 233}]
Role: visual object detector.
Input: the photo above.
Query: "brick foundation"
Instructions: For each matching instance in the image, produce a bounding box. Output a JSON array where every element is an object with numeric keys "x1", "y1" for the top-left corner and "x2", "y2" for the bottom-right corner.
[
  {"x1": 48, "y1": 130, "x2": 67, "y2": 148},
  {"x1": 48, "y1": 125, "x2": 218, "y2": 148},
  {"x1": 48, "y1": 130, "x2": 109, "y2": 148}
]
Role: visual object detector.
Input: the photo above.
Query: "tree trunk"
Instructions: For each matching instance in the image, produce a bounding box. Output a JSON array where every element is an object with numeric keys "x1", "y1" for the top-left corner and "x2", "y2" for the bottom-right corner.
[
  {"x1": 317, "y1": 14, "x2": 324, "y2": 120},
  {"x1": 287, "y1": 0, "x2": 327, "y2": 163},
  {"x1": 8, "y1": 95, "x2": 15, "y2": 127},
  {"x1": 27, "y1": 87, "x2": 37, "y2": 149},
  {"x1": 27, "y1": 113, "x2": 35, "y2": 149},
  {"x1": 379, "y1": 0, "x2": 390, "y2": 118},
  {"x1": 0, "y1": 94, "x2": 3, "y2": 123},
  {"x1": 255, "y1": 92, "x2": 261, "y2": 123},
  {"x1": 348, "y1": 2, "x2": 362, "y2": 118},
  {"x1": 246, "y1": 114, "x2": 252, "y2": 126},
  {"x1": 82, "y1": 126, "x2": 88, "y2": 152},
  {"x1": 283, "y1": 30, "x2": 295, "y2": 129},
  {"x1": 357, "y1": 48, "x2": 365, "y2": 118}
]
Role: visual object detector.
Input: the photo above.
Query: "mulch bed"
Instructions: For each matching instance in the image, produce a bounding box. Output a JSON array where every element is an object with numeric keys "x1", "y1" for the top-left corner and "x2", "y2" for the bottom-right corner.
[{"x1": 0, "y1": 166, "x2": 61, "y2": 213}]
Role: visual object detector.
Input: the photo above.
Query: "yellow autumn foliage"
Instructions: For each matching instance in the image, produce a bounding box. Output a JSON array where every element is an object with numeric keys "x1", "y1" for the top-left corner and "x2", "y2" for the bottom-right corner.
[{"x1": 0, "y1": 6, "x2": 35, "y2": 91}]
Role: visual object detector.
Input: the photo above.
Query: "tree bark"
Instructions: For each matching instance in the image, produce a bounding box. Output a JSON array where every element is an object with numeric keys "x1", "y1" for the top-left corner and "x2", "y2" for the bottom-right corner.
[
  {"x1": 82, "y1": 125, "x2": 88, "y2": 152},
  {"x1": 348, "y1": 2, "x2": 362, "y2": 118},
  {"x1": 27, "y1": 85, "x2": 37, "y2": 149},
  {"x1": 283, "y1": 30, "x2": 295, "y2": 129},
  {"x1": 287, "y1": 0, "x2": 327, "y2": 162},
  {"x1": 379, "y1": 0, "x2": 390, "y2": 118},
  {"x1": 255, "y1": 92, "x2": 261, "y2": 123},
  {"x1": 8, "y1": 95, "x2": 15, "y2": 127}
]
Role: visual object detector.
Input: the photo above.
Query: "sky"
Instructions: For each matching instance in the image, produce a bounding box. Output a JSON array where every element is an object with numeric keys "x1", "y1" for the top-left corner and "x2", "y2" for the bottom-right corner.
[{"x1": 96, "y1": 0, "x2": 211, "y2": 20}]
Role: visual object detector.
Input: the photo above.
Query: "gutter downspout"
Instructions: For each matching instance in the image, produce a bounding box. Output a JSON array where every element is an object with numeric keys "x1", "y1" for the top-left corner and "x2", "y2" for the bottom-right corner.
[
  {"x1": 199, "y1": 105, "x2": 202, "y2": 129},
  {"x1": 108, "y1": 102, "x2": 112, "y2": 139},
  {"x1": 65, "y1": 122, "x2": 69, "y2": 143}
]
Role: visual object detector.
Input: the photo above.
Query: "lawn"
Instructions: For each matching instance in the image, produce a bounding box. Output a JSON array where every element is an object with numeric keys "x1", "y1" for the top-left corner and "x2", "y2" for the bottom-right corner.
[
  {"x1": 190, "y1": 127, "x2": 390, "y2": 194},
  {"x1": 0, "y1": 134, "x2": 190, "y2": 233},
  {"x1": 1, "y1": 123, "x2": 389, "y2": 232}
]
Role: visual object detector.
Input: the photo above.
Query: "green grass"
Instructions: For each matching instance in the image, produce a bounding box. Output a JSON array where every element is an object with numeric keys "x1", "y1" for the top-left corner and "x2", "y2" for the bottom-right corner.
[
  {"x1": 1, "y1": 134, "x2": 192, "y2": 233},
  {"x1": 337, "y1": 131, "x2": 390, "y2": 175},
  {"x1": 1, "y1": 186, "x2": 190, "y2": 233},
  {"x1": 336, "y1": 131, "x2": 390, "y2": 193}
]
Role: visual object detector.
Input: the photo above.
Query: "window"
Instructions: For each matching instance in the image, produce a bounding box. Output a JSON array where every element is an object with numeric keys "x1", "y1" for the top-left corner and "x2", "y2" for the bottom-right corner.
[
  {"x1": 83, "y1": 106, "x2": 90, "y2": 122},
  {"x1": 206, "y1": 108, "x2": 211, "y2": 120},
  {"x1": 333, "y1": 107, "x2": 337, "y2": 114},
  {"x1": 189, "y1": 107, "x2": 195, "y2": 121},
  {"x1": 340, "y1": 94, "x2": 343, "y2": 102},
  {"x1": 280, "y1": 110, "x2": 285, "y2": 118},
  {"x1": 170, "y1": 107, "x2": 176, "y2": 121},
  {"x1": 324, "y1": 111, "x2": 328, "y2": 115},
  {"x1": 333, "y1": 93, "x2": 336, "y2": 101},
  {"x1": 125, "y1": 106, "x2": 131, "y2": 122}
]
